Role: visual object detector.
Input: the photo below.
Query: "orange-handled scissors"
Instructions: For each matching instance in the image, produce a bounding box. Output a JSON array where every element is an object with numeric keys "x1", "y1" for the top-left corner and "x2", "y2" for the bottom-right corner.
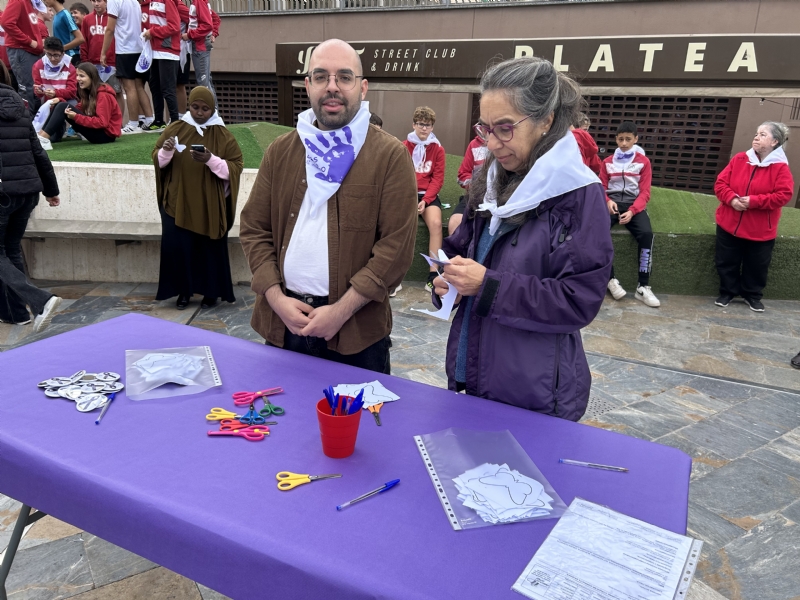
[
  {"x1": 367, "y1": 403, "x2": 383, "y2": 426},
  {"x1": 232, "y1": 387, "x2": 283, "y2": 406},
  {"x1": 276, "y1": 471, "x2": 341, "y2": 491}
]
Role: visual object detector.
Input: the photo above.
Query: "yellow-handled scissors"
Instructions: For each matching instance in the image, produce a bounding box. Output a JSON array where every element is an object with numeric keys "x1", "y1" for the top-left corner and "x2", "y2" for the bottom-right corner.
[
  {"x1": 276, "y1": 471, "x2": 342, "y2": 491},
  {"x1": 206, "y1": 407, "x2": 241, "y2": 421}
]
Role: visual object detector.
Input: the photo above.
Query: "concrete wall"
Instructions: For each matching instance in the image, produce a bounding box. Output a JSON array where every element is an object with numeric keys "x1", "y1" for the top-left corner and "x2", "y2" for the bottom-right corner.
[{"x1": 24, "y1": 163, "x2": 259, "y2": 283}]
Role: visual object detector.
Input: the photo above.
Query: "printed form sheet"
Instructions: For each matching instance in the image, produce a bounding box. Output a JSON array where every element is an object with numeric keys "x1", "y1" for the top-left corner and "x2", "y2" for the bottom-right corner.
[{"x1": 513, "y1": 498, "x2": 698, "y2": 600}]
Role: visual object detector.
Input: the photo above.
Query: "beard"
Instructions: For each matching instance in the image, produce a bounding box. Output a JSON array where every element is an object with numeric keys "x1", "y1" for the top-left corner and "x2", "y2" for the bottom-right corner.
[{"x1": 314, "y1": 92, "x2": 360, "y2": 130}]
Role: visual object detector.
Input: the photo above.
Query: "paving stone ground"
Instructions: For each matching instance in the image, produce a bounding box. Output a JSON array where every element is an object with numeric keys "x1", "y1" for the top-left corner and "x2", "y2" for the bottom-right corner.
[{"x1": 1, "y1": 281, "x2": 799, "y2": 600}]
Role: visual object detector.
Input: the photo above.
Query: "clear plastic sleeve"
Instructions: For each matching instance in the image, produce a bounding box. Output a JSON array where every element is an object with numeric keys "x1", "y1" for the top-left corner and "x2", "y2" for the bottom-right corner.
[
  {"x1": 125, "y1": 346, "x2": 222, "y2": 401},
  {"x1": 414, "y1": 428, "x2": 568, "y2": 530}
]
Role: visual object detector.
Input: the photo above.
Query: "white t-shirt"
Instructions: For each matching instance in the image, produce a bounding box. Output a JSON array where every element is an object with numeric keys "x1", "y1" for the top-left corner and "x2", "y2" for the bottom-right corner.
[
  {"x1": 107, "y1": 0, "x2": 144, "y2": 54},
  {"x1": 283, "y1": 191, "x2": 330, "y2": 296}
]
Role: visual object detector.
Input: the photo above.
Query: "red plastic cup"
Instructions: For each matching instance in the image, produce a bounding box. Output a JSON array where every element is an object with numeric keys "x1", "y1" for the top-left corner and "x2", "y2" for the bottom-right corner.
[{"x1": 316, "y1": 397, "x2": 362, "y2": 458}]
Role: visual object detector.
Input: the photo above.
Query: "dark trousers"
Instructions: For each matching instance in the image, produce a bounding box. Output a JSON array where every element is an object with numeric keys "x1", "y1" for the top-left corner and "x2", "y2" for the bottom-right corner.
[
  {"x1": 269, "y1": 290, "x2": 392, "y2": 374},
  {"x1": 715, "y1": 225, "x2": 775, "y2": 301},
  {"x1": 149, "y1": 59, "x2": 179, "y2": 123},
  {"x1": 42, "y1": 103, "x2": 116, "y2": 144},
  {"x1": 0, "y1": 194, "x2": 52, "y2": 322},
  {"x1": 610, "y1": 205, "x2": 654, "y2": 286}
]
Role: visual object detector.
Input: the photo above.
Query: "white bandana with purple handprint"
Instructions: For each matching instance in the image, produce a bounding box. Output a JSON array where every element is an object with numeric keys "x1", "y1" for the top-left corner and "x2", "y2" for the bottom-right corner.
[{"x1": 296, "y1": 101, "x2": 370, "y2": 218}]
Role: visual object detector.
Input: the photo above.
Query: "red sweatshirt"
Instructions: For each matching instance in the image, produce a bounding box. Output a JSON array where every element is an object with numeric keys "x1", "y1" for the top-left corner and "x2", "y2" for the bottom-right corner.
[
  {"x1": 0, "y1": 0, "x2": 44, "y2": 54},
  {"x1": 74, "y1": 84, "x2": 122, "y2": 138},
  {"x1": 714, "y1": 150, "x2": 794, "y2": 241},
  {"x1": 80, "y1": 12, "x2": 115, "y2": 66},
  {"x1": 148, "y1": 0, "x2": 180, "y2": 60},
  {"x1": 0, "y1": 11, "x2": 10, "y2": 67},
  {"x1": 32, "y1": 57, "x2": 77, "y2": 100},
  {"x1": 187, "y1": 0, "x2": 212, "y2": 52},
  {"x1": 140, "y1": 0, "x2": 149, "y2": 30},
  {"x1": 403, "y1": 139, "x2": 446, "y2": 204},
  {"x1": 457, "y1": 136, "x2": 488, "y2": 189},
  {"x1": 572, "y1": 128, "x2": 602, "y2": 175}
]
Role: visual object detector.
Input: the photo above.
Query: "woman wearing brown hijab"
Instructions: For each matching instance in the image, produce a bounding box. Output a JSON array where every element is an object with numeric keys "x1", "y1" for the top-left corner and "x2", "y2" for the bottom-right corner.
[{"x1": 153, "y1": 86, "x2": 243, "y2": 309}]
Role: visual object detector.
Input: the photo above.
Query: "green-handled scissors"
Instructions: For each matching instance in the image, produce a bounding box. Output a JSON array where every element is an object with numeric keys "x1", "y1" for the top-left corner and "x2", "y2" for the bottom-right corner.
[
  {"x1": 259, "y1": 397, "x2": 285, "y2": 417},
  {"x1": 276, "y1": 471, "x2": 341, "y2": 491}
]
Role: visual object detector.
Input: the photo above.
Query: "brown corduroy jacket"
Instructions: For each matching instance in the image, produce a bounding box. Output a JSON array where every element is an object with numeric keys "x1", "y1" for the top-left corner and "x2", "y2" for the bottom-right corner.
[{"x1": 239, "y1": 124, "x2": 418, "y2": 355}]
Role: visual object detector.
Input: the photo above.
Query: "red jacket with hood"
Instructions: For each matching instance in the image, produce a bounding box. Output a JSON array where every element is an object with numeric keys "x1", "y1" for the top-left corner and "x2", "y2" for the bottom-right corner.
[
  {"x1": 0, "y1": 0, "x2": 44, "y2": 54},
  {"x1": 402, "y1": 138, "x2": 445, "y2": 204},
  {"x1": 714, "y1": 148, "x2": 794, "y2": 241},
  {"x1": 74, "y1": 83, "x2": 122, "y2": 138},
  {"x1": 572, "y1": 128, "x2": 602, "y2": 175}
]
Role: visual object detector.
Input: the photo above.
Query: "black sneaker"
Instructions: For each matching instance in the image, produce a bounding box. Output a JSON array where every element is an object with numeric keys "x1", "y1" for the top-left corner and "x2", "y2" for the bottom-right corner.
[
  {"x1": 176, "y1": 294, "x2": 191, "y2": 310},
  {"x1": 715, "y1": 294, "x2": 734, "y2": 307},
  {"x1": 743, "y1": 297, "x2": 765, "y2": 312},
  {"x1": 791, "y1": 352, "x2": 800, "y2": 369}
]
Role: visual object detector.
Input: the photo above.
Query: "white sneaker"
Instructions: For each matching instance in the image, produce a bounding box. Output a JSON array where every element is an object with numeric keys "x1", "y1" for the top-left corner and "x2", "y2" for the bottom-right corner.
[
  {"x1": 33, "y1": 296, "x2": 62, "y2": 333},
  {"x1": 389, "y1": 284, "x2": 402, "y2": 298},
  {"x1": 635, "y1": 285, "x2": 661, "y2": 308},
  {"x1": 607, "y1": 278, "x2": 626, "y2": 300},
  {"x1": 37, "y1": 135, "x2": 52, "y2": 151},
  {"x1": 121, "y1": 123, "x2": 143, "y2": 134}
]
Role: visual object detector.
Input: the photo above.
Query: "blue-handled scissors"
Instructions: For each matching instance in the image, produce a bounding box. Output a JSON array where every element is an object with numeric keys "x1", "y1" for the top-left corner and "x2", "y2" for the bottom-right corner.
[{"x1": 239, "y1": 402, "x2": 267, "y2": 425}]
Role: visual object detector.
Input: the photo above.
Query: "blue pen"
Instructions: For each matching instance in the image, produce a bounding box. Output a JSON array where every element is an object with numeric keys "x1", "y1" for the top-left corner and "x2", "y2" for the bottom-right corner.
[
  {"x1": 347, "y1": 390, "x2": 364, "y2": 415},
  {"x1": 336, "y1": 479, "x2": 400, "y2": 511},
  {"x1": 331, "y1": 393, "x2": 339, "y2": 416},
  {"x1": 94, "y1": 393, "x2": 116, "y2": 425},
  {"x1": 323, "y1": 388, "x2": 334, "y2": 409}
]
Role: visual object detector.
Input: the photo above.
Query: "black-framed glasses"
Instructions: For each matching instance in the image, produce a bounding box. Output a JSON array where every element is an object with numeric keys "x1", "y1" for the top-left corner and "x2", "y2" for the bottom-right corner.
[
  {"x1": 414, "y1": 122, "x2": 433, "y2": 129},
  {"x1": 45, "y1": 52, "x2": 63, "y2": 60},
  {"x1": 308, "y1": 70, "x2": 364, "y2": 91},
  {"x1": 473, "y1": 115, "x2": 534, "y2": 143}
]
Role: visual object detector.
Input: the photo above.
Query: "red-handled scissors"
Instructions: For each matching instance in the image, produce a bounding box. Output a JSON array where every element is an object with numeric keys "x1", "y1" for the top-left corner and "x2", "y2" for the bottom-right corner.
[
  {"x1": 232, "y1": 387, "x2": 284, "y2": 406},
  {"x1": 207, "y1": 425, "x2": 270, "y2": 441},
  {"x1": 219, "y1": 419, "x2": 277, "y2": 431}
]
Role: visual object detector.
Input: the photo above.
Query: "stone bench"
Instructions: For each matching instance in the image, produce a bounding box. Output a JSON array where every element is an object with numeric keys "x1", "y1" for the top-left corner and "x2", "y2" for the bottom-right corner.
[{"x1": 22, "y1": 163, "x2": 255, "y2": 283}]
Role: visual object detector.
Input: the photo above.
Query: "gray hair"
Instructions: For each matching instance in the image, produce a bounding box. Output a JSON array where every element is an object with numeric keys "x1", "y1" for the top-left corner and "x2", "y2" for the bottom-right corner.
[
  {"x1": 760, "y1": 121, "x2": 790, "y2": 148},
  {"x1": 468, "y1": 57, "x2": 583, "y2": 219}
]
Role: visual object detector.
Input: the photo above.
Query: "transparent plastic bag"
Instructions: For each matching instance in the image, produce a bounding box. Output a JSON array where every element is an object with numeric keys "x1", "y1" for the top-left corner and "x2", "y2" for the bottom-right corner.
[
  {"x1": 125, "y1": 346, "x2": 221, "y2": 400},
  {"x1": 414, "y1": 428, "x2": 567, "y2": 530}
]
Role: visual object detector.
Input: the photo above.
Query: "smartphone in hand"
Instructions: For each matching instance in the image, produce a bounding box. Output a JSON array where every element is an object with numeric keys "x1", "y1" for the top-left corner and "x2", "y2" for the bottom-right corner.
[{"x1": 191, "y1": 145, "x2": 206, "y2": 153}]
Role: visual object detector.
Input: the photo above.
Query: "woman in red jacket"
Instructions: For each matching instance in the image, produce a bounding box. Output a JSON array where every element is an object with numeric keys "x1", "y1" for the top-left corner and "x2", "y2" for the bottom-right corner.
[
  {"x1": 713, "y1": 122, "x2": 794, "y2": 312},
  {"x1": 38, "y1": 62, "x2": 122, "y2": 146}
]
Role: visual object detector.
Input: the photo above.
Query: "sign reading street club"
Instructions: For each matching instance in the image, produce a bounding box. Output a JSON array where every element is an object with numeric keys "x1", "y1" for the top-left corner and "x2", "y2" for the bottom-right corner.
[{"x1": 277, "y1": 35, "x2": 800, "y2": 85}]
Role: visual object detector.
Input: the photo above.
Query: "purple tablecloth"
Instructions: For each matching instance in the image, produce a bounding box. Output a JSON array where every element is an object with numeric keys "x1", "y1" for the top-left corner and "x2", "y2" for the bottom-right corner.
[{"x1": 0, "y1": 314, "x2": 691, "y2": 599}]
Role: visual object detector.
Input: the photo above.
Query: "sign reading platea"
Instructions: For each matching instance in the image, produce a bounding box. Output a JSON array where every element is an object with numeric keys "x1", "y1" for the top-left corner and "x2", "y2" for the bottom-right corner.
[{"x1": 277, "y1": 36, "x2": 800, "y2": 85}]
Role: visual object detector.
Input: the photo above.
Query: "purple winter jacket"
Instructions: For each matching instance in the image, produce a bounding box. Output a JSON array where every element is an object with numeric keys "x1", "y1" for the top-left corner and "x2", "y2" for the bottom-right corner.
[{"x1": 439, "y1": 182, "x2": 613, "y2": 421}]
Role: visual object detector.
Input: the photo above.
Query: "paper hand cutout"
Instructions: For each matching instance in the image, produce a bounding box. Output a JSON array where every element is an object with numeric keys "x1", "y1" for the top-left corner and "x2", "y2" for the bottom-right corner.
[
  {"x1": 174, "y1": 137, "x2": 186, "y2": 152},
  {"x1": 477, "y1": 468, "x2": 535, "y2": 505}
]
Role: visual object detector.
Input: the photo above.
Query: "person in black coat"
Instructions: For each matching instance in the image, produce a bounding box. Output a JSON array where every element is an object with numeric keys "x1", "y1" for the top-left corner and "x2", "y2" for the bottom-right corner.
[{"x1": 0, "y1": 61, "x2": 63, "y2": 332}]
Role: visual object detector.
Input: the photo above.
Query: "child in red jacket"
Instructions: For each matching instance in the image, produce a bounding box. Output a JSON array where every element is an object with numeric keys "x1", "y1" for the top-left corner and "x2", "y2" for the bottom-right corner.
[
  {"x1": 38, "y1": 62, "x2": 121, "y2": 147},
  {"x1": 448, "y1": 135, "x2": 487, "y2": 236},
  {"x1": 713, "y1": 121, "x2": 794, "y2": 312},
  {"x1": 1, "y1": 0, "x2": 46, "y2": 113},
  {"x1": 598, "y1": 121, "x2": 660, "y2": 308},
  {"x1": 403, "y1": 106, "x2": 445, "y2": 291}
]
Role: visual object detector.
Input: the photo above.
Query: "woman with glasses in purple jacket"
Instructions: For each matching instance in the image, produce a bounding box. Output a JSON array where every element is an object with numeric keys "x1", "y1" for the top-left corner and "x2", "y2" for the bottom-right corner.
[{"x1": 432, "y1": 57, "x2": 613, "y2": 421}]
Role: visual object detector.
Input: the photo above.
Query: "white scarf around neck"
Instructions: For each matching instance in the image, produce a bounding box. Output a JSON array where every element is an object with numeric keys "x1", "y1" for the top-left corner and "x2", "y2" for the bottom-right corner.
[
  {"x1": 44, "y1": 54, "x2": 71, "y2": 75},
  {"x1": 406, "y1": 131, "x2": 440, "y2": 170},
  {"x1": 613, "y1": 144, "x2": 645, "y2": 165},
  {"x1": 477, "y1": 131, "x2": 600, "y2": 235},
  {"x1": 746, "y1": 146, "x2": 788, "y2": 167},
  {"x1": 31, "y1": 0, "x2": 46, "y2": 13},
  {"x1": 180, "y1": 110, "x2": 225, "y2": 136},
  {"x1": 297, "y1": 101, "x2": 371, "y2": 218}
]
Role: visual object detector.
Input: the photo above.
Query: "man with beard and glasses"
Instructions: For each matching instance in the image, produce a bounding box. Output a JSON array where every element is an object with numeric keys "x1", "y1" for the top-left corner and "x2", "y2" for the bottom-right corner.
[{"x1": 240, "y1": 38, "x2": 417, "y2": 374}]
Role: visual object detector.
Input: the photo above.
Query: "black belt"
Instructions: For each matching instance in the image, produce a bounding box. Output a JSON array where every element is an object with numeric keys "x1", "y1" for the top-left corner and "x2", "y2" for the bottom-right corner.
[{"x1": 286, "y1": 289, "x2": 329, "y2": 307}]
